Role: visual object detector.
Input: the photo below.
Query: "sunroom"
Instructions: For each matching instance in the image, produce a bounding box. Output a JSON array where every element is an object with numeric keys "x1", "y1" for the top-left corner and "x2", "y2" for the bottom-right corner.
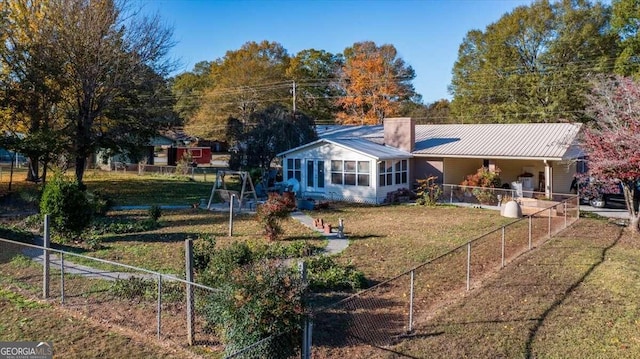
[{"x1": 277, "y1": 138, "x2": 413, "y2": 204}]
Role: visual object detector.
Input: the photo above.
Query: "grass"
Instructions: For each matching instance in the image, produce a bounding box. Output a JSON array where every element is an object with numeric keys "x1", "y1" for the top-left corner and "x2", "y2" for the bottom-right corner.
[
  {"x1": 313, "y1": 203, "x2": 515, "y2": 281},
  {"x1": 5, "y1": 171, "x2": 632, "y2": 357},
  {"x1": 386, "y1": 218, "x2": 640, "y2": 358},
  {"x1": 40, "y1": 208, "x2": 325, "y2": 275},
  {"x1": 83, "y1": 171, "x2": 215, "y2": 206},
  {"x1": 0, "y1": 288, "x2": 195, "y2": 358}
]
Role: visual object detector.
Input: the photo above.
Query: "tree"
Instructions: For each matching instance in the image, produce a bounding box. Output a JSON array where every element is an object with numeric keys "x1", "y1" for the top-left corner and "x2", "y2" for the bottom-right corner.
[
  {"x1": 336, "y1": 41, "x2": 416, "y2": 125},
  {"x1": 286, "y1": 49, "x2": 343, "y2": 124},
  {"x1": 229, "y1": 105, "x2": 317, "y2": 170},
  {"x1": 582, "y1": 75, "x2": 640, "y2": 232},
  {"x1": 170, "y1": 61, "x2": 212, "y2": 124},
  {"x1": 0, "y1": 0, "x2": 68, "y2": 183},
  {"x1": 611, "y1": 0, "x2": 640, "y2": 77},
  {"x1": 188, "y1": 41, "x2": 291, "y2": 140},
  {"x1": 450, "y1": 0, "x2": 617, "y2": 123},
  {"x1": 46, "y1": 0, "x2": 175, "y2": 186}
]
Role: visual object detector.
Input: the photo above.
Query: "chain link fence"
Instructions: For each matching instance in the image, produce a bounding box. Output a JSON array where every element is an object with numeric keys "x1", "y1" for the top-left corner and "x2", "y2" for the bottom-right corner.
[
  {"x1": 0, "y1": 234, "x2": 222, "y2": 356},
  {"x1": 310, "y1": 195, "x2": 580, "y2": 357},
  {"x1": 1, "y1": 194, "x2": 580, "y2": 358}
]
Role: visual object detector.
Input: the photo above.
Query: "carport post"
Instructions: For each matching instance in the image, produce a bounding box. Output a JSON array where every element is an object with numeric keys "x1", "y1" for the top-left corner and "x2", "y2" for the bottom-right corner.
[{"x1": 43, "y1": 214, "x2": 50, "y2": 299}]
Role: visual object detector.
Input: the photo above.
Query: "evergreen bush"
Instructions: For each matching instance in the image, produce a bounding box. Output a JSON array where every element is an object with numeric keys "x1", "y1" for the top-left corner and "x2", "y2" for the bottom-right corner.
[{"x1": 40, "y1": 173, "x2": 93, "y2": 236}]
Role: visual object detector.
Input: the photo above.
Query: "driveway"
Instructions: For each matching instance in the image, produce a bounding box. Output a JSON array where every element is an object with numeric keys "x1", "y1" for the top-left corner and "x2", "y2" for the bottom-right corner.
[{"x1": 579, "y1": 205, "x2": 629, "y2": 219}]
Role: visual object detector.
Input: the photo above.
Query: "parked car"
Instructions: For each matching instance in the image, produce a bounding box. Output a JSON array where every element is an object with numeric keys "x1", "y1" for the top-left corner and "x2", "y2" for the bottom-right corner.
[{"x1": 585, "y1": 180, "x2": 640, "y2": 211}]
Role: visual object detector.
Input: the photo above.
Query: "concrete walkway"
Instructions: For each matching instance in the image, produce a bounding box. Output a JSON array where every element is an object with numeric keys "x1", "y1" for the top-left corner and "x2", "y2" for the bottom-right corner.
[{"x1": 290, "y1": 211, "x2": 349, "y2": 255}]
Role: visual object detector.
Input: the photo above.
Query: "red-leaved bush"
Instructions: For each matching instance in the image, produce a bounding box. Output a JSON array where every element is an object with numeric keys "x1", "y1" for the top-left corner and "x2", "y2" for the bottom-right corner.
[{"x1": 256, "y1": 193, "x2": 293, "y2": 241}]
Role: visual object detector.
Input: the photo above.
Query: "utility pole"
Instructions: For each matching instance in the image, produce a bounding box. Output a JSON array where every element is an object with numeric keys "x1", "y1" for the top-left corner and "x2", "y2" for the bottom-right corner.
[{"x1": 292, "y1": 81, "x2": 297, "y2": 113}]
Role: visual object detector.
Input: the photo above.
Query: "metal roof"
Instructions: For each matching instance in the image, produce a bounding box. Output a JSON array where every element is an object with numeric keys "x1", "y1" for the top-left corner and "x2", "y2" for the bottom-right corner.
[
  {"x1": 413, "y1": 123, "x2": 583, "y2": 160},
  {"x1": 317, "y1": 124, "x2": 383, "y2": 140},
  {"x1": 278, "y1": 137, "x2": 412, "y2": 160}
]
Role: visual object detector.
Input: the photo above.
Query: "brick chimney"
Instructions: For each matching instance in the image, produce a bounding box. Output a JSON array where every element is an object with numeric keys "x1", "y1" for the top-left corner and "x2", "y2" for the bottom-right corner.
[{"x1": 383, "y1": 117, "x2": 415, "y2": 152}]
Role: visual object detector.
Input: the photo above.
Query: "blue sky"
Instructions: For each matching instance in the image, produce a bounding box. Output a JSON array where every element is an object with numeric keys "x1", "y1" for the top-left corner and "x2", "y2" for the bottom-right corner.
[{"x1": 140, "y1": 0, "x2": 533, "y2": 104}]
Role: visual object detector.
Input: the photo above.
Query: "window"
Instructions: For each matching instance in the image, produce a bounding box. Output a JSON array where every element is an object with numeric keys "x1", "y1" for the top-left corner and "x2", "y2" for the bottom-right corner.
[
  {"x1": 331, "y1": 160, "x2": 370, "y2": 186},
  {"x1": 379, "y1": 159, "x2": 407, "y2": 186},
  {"x1": 287, "y1": 158, "x2": 301, "y2": 182}
]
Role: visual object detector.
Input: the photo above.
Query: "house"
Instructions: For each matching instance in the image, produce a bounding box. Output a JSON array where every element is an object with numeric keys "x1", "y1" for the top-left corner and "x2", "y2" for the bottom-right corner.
[{"x1": 277, "y1": 118, "x2": 583, "y2": 204}]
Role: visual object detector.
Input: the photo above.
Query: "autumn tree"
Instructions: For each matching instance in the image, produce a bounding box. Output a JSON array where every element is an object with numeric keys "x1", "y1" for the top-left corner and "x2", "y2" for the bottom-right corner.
[
  {"x1": 50, "y1": 0, "x2": 175, "y2": 185},
  {"x1": 336, "y1": 41, "x2": 416, "y2": 125},
  {"x1": 582, "y1": 75, "x2": 640, "y2": 232},
  {"x1": 611, "y1": 0, "x2": 640, "y2": 77},
  {"x1": 170, "y1": 61, "x2": 212, "y2": 124},
  {"x1": 286, "y1": 49, "x2": 343, "y2": 124},
  {"x1": 450, "y1": 0, "x2": 617, "y2": 123},
  {"x1": 188, "y1": 41, "x2": 291, "y2": 140},
  {"x1": 1, "y1": 0, "x2": 175, "y2": 186},
  {"x1": 0, "y1": 0, "x2": 68, "y2": 182}
]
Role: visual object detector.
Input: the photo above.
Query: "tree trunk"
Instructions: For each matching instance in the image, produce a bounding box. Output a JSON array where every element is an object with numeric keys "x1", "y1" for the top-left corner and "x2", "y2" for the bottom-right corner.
[
  {"x1": 623, "y1": 183, "x2": 639, "y2": 233},
  {"x1": 8, "y1": 152, "x2": 15, "y2": 191},
  {"x1": 75, "y1": 155, "x2": 86, "y2": 189},
  {"x1": 26, "y1": 156, "x2": 40, "y2": 182},
  {"x1": 631, "y1": 215, "x2": 640, "y2": 234}
]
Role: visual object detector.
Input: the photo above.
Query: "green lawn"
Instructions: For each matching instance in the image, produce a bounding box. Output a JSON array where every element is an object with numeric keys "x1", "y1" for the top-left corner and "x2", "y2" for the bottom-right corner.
[
  {"x1": 3, "y1": 172, "x2": 637, "y2": 358},
  {"x1": 388, "y1": 218, "x2": 640, "y2": 358}
]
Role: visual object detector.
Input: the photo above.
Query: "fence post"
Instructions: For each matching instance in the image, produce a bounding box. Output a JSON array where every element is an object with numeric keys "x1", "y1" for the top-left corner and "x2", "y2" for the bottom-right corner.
[
  {"x1": 60, "y1": 253, "x2": 65, "y2": 304},
  {"x1": 229, "y1": 194, "x2": 235, "y2": 236},
  {"x1": 528, "y1": 216, "x2": 532, "y2": 250},
  {"x1": 157, "y1": 273, "x2": 162, "y2": 340},
  {"x1": 43, "y1": 214, "x2": 50, "y2": 299},
  {"x1": 185, "y1": 239, "x2": 195, "y2": 346},
  {"x1": 501, "y1": 226, "x2": 505, "y2": 268},
  {"x1": 564, "y1": 201, "x2": 567, "y2": 228},
  {"x1": 548, "y1": 207, "x2": 552, "y2": 238},
  {"x1": 466, "y1": 242, "x2": 471, "y2": 291},
  {"x1": 408, "y1": 270, "x2": 415, "y2": 333}
]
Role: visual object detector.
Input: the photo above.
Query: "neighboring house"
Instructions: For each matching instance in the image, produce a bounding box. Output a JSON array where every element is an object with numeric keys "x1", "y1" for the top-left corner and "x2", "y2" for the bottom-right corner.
[
  {"x1": 95, "y1": 134, "x2": 176, "y2": 170},
  {"x1": 278, "y1": 118, "x2": 583, "y2": 204}
]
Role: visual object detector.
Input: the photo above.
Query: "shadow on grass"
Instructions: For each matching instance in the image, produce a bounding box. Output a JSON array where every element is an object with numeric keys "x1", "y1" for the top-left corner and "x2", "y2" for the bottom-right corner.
[
  {"x1": 99, "y1": 232, "x2": 193, "y2": 244},
  {"x1": 344, "y1": 234, "x2": 383, "y2": 241},
  {"x1": 524, "y1": 227, "x2": 623, "y2": 359}
]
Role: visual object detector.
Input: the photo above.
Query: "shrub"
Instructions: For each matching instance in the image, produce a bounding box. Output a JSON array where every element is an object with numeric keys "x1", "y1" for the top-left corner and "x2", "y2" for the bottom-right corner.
[
  {"x1": 89, "y1": 217, "x2": 159, "y2": 235},
  {"x1": 108, "y1": 277, "x2": 183, "y2": 302},
  {"x1": 306, "y1": 256, "x2": 366, "y2": 291},
  {"x1": 198, "y1": 241, "x2": 254, "y2": 287},
  {"x1": 40, "y1": 173, "x2": 93, "y2": 236},
  {"x1": 148, "y1": 205, "x2": 162, "y2": 221},
  {"x1": 461, "y1": 167, "x2": 502, "y2": 205},
  {"x1": 86, "y1": 190, "x2": 113, "y2": 216},
  {"x1": 415, "y1": 175, "x2": 442, "y2": 206},
  {"x1": 203, "y1": 261, "x2": 305, "y2": 358},
  {"x1": 256, "y1": 193, "x2": 292, "y2": 241},
  {"x1": 192, "y1": 234, "x2": 217, "y2": 272}
]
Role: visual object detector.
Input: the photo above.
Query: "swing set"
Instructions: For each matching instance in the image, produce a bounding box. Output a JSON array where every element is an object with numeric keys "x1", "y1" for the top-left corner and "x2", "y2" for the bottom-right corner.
[{"x1": 206, "y1": 170, "x2": 258, "y2": 211}]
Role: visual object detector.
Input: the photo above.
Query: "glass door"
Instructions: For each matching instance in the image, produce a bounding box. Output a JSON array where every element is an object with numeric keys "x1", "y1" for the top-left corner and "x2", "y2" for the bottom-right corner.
[{"x1": 306, "y1": 160, "x2": 325, "y2": 192}]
